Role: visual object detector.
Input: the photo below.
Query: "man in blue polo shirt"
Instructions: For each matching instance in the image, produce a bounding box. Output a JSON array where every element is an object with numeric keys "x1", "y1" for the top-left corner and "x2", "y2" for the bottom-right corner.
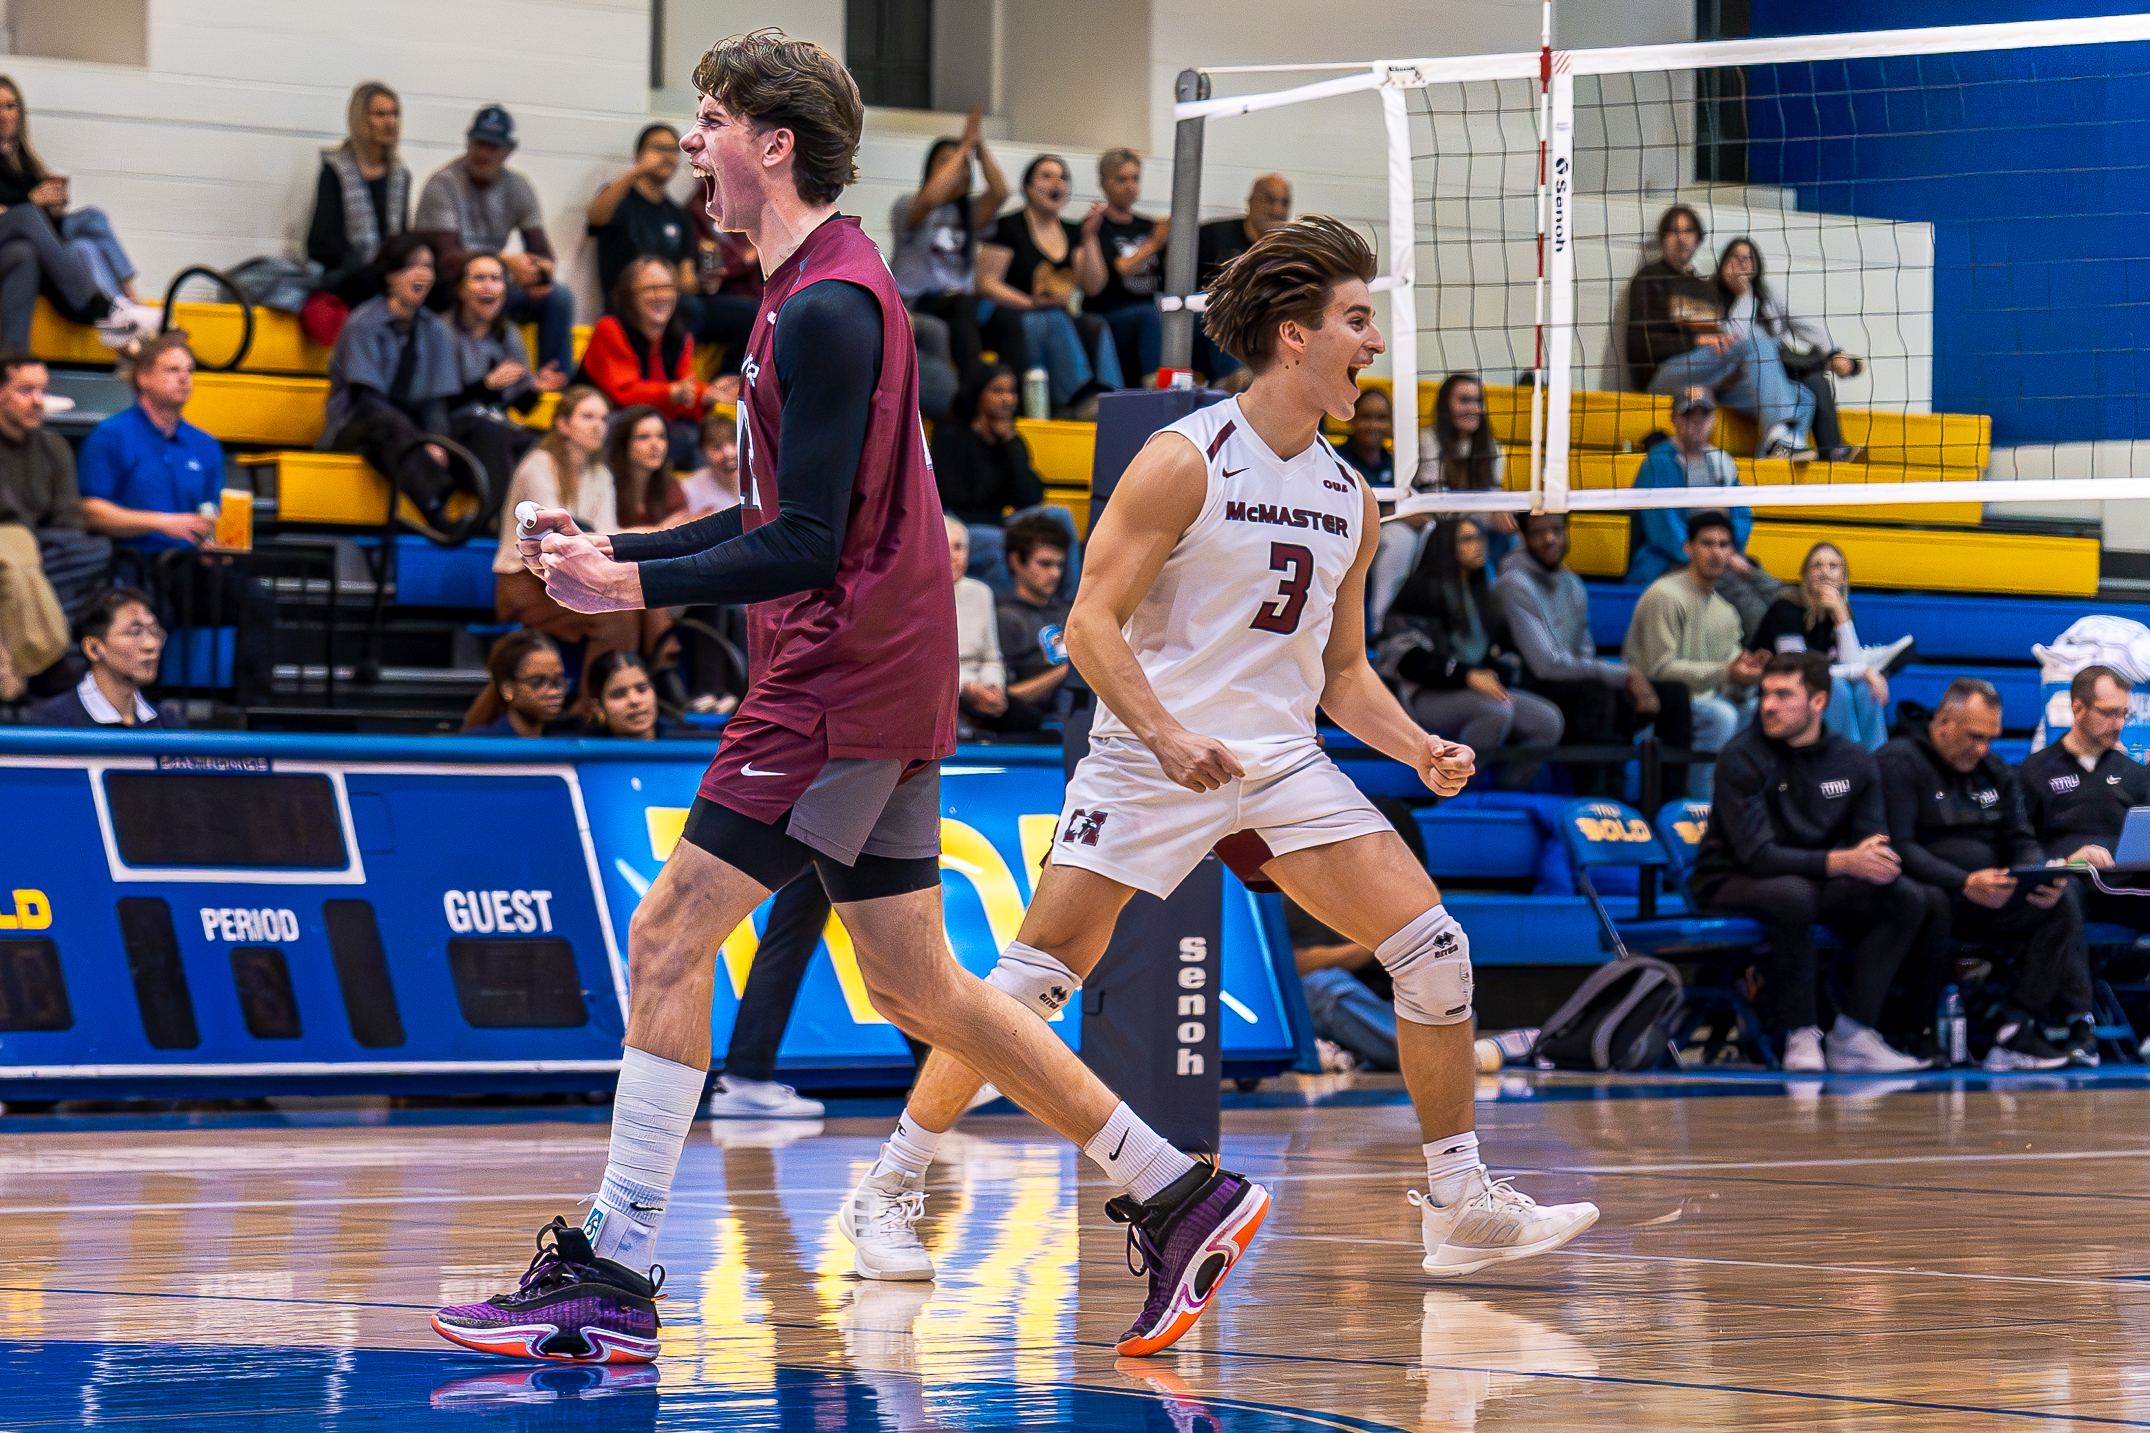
[{"x1": 78, "y1": 333, "x2": 222, "y2": 554}]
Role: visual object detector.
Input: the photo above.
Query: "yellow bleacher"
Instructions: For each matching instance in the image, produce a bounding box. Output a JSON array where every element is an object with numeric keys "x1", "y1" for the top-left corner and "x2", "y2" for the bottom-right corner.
[{"x1": 35, "y1": 301, "x2": 2099, "y2": 600}]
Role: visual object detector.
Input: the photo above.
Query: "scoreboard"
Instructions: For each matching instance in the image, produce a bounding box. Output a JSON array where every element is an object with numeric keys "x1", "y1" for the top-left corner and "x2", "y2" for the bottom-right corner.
[{"x1": 0, "y1": 731, "x2": 1311, "y2": 1100}]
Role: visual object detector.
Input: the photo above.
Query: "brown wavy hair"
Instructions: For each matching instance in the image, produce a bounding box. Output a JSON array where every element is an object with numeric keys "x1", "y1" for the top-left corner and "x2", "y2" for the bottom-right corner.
[
  {"x1": 1202, "y1": 215, "x2": 1377, "y2": 370},
  {"x1": 692, "y1": 29, "x2": 862, "y2": 205}
]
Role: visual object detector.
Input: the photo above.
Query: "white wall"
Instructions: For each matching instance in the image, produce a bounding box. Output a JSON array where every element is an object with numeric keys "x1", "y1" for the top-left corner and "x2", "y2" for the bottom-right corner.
[{"x1": 20, "y1": 0, "x2": 657, "y2": 317}]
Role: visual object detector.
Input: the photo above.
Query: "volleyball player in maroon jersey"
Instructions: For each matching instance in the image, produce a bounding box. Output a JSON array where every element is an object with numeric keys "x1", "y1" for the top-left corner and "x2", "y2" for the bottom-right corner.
[{"x1": 431, "y1": 30, "x2": 1266, "y2": 1365}]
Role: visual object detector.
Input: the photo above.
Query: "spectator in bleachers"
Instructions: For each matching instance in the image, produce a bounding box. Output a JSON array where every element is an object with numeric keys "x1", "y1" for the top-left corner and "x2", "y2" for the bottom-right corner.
[
  {"x1": 1497, "y1": 511, "x2": 1686, "y2": 798},
  {"x1": 1083, "y1": 148, "x2": 1167, "y2": 385},
  {"x1": 0, "y1": 77, "x2": 154, "y2": 350},
  {"x1": 24, "y1": 585, "x2": 174, "y2": 729},
  {"x1": 1194, "y1": 173, "x2": 1293, "y2": 384},
  {"x1": 461, "y1": 628, "x2": 568, "y2": 736},
  {"x1": 1635, "y1": 224, "x2": 1813, "y2": 458},
  {"x1": 1715, "y1": 236, "x2": 1864, "y2": 463},
  {"x1": 890, "y1": 109, "x2": 1007, "y2": 380},
  {"x1": 679, "y1": 409, "x2": 740, "y2": 516},
  {"x1": 1745, "y1": 541, "x2": 1893, "y2": 750},
  {"x1": 1626, "y1": 387, "x2": 1780, "y2": 634},
  {"x1": 1622, "y1": 203, "x2": 1723, "y2": 393},
  {"x1": 934, "y1": 363, "x2": 1039, "y2": 582},
  {"x1": 945, "y1": 514, "x2": 1009, "y2": 733},
  {"x1": 1689, "y1": 652, "x2": 1938, "y2": 1072},
  {"x1": 1621, "y1": 510, "x2": 1768, "y2": 798},
  {"x1": 307, "y1": 81, "x2": 409, "y2": 315},
  {"x1": 604, "y1": 403, "x2": 686, "y2": 530},
  {"x1": 976, "y1": 155, "x2": 1124, "y2": 418},
  {"x1": 318, "y1": 236, "x2": 469, "y2": 536},
  {"x1": 1878, "y1": 677, "x2": 2097, "y2": 1069},
  {"x1": 1379, "y1": 517, "x2": 1562, "y2": 785},
  {"x1": 1333, "y1": 385, "x2": 1393, "y2": 486},
  {"x1": 492, "y1": 385, "x2": 664, "y2": 718},
  {"x1": 1371, "y1": 373, "x2": 1514, "y2": 629},
  {"x1": 582, "y1": 649, "x2": 671, "y2": 740},
  {"x1": 78, "y1": 333, "x2": 225, "y2": 556},
  {"x1": 0, "y1": 355, "x2": 105, "y2": 691},
  {"x1": 2019, "y1": 665, "x2": 2150, "y2": 929},
  {"x1": 445, "y1": 249, "x2": 560, "y2": 487},
  {"x1": 588, "y1": 124, "x2": 692, "y2": 309},
  {"x1": 993, "y1": 512, "x2": 1075, "y2": 726},
  {"x1": 414, "y1": 106, "x2": 574, "y2": 376},
  {"x1": 577, "y1": 255, "x2": 712, "y2": 470}
]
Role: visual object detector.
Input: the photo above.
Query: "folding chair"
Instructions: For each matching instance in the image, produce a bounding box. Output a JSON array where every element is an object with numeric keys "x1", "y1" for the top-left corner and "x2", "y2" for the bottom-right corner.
[{"x1": 1557, "y1": 798, "x2": 1771, "y2": 1065}]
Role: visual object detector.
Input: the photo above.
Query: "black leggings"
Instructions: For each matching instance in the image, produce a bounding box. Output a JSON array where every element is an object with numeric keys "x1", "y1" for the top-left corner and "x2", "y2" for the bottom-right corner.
[
  {"x1": 1938, "y1": 881, "x2": 2095, "y2": 1020},
  {"x1": 678, "y1": 795, "x2": 939, "y2": 904},
  {"x1": 1694, "y1": 873, "x2": 1944, "y2": 1033}
]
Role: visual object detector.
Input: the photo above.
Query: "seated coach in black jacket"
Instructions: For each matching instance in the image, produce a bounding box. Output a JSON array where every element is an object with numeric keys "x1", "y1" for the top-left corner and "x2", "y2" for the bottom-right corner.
[
  {"x1": 1691, "y1": 653, "x2": 1941, "y2": 1074},
  {"x1": 1877, "y1": 676, "x2": 2095, "y2": 1069},
  {"x1": 2019, "y1": 664, "x2": 2150, "y2": 930}
]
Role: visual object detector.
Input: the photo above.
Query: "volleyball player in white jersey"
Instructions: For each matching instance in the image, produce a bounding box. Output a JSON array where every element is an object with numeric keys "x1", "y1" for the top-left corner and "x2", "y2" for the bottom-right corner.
[{"x1": 839, "y1": 215, "x2": 1598, "y2": 1289}]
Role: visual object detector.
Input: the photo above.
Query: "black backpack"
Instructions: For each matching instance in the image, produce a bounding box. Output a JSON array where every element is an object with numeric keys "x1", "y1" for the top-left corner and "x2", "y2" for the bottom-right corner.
[{"x1": 1532, "y1": 955, "x2": 1684, "y2": 1072}]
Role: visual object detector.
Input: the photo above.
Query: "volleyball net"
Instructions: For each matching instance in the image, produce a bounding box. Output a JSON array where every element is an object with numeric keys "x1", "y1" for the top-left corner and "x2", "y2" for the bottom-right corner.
[{"x1": 1169, "y1": 15, "x2": 2150, "y2": 524}]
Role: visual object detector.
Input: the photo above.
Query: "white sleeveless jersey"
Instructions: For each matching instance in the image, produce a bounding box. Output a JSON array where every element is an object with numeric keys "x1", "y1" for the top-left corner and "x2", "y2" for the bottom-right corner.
[{"x1": 1089, "y1": 397, "x2": 1368, "y2": 778}]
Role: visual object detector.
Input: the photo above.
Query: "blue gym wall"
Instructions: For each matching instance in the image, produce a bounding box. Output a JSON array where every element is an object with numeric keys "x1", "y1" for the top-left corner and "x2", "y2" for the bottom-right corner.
[{"x1": 1743, "y1": 2, "x2": 2150, "y2": 448}]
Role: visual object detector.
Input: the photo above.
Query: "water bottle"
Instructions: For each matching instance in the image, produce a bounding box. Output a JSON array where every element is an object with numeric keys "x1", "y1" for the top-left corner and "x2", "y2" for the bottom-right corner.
[
  {"x1": 1022, "y1": 367, "x2": 1051, "y2": 420},
  {"x1": 1939, "y1": 985, "x2": 1968, "y2": 1068}
]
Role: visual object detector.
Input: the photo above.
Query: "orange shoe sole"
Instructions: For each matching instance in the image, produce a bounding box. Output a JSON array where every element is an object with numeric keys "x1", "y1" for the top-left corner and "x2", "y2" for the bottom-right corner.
[{"x1": 1114, "y1": 1182, "x2": 1270, "y2": 1358}]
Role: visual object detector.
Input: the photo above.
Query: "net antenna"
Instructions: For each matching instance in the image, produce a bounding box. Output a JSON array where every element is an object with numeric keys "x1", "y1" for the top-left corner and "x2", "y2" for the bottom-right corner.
[{"x1": 1168, "y1": 13, "x2": 2150, "y2": 523}]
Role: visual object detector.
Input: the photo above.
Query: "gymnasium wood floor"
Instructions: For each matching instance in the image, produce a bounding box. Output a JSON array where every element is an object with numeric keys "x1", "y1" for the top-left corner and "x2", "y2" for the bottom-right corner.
[{"x1": 3, "y1": 1076, "x2": 2148, "y2": 1430}]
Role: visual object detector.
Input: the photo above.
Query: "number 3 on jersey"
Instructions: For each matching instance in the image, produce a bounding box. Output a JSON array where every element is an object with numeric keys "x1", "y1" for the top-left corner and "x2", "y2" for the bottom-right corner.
[{"x1": 1250, "y1": 542, "x2": 1313, "y2": 634}]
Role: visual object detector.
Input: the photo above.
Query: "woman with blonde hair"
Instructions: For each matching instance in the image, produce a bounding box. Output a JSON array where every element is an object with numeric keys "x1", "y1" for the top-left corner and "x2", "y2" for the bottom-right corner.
[
  {"x1": 1746, "y1": 540, "x2": 1912, "y2": 749},
  {"x1": 307, "y1": 80, "x2": 410, "y2": 310}
]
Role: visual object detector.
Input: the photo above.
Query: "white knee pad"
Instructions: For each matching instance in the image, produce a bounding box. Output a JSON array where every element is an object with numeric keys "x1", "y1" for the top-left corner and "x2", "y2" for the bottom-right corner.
[
  {"x1": 985, "y1": 940, "x2": 1082, "y2": 1018},
  {"x1": 1376, "y1": 906, "x2": 1473, "y2": 1026}
]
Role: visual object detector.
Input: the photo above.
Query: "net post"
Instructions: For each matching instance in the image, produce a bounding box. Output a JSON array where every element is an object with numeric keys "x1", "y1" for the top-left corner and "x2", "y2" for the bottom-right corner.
[
  {"x1": 1380, "y1": 76, "x2": 1419, "y2": 487},
  {"x1": 1542, "y1": 67, "x2": 1575, "y2": 514},
  {"x1": 1163, "y1": 68, "x2": 1210, "y2": 373}
]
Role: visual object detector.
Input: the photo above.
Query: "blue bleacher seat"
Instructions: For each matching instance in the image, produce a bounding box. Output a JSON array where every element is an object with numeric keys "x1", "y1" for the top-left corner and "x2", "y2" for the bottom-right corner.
[{"x1": 1557, "y1": 798, "x2": 1766, "y2": 957}]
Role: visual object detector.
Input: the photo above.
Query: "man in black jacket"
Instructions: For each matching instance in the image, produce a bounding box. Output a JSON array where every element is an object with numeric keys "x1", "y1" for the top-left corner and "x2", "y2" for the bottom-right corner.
[
  {"x1": 2018, "y1": 664, "x2": 2150, "y2": 932},
  {"x1": 1690, "y1": 653, "x2": 1940, "y2": 1073},
  {"x1": 1622, "y1": 205, "x2": 1708, "y2": 390},
  {"x1": 1877, "y1": 677, "x2": 2094, "y2": 1069}
]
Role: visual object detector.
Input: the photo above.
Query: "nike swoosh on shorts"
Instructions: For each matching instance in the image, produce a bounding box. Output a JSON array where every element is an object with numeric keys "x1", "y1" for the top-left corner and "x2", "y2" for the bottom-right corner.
[{"x1": 742, "y1": 762, "x2": 786, "y2": 777}]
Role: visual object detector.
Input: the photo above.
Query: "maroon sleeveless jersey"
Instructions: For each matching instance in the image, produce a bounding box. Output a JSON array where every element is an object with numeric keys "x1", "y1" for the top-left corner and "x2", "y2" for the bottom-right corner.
[{"x1": 734, "y1": 216, "x2": 958, "y2": 763}]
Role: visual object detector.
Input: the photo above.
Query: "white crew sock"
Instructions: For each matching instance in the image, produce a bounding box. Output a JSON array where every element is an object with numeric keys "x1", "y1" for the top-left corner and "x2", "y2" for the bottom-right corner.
[
  {"x1": 1083, "y1": 1102, "x2": 1196, "y2": 1202},
  {"x1": 584, "y1": 1046, "x2": 706, "y2": 1267},
  {"x1": 871, "y1": 1108, "x2": 946, "y2": 1182},
  {"x1": 1425, "y1": 1131, "x2": 1483, "y2": 1206}
]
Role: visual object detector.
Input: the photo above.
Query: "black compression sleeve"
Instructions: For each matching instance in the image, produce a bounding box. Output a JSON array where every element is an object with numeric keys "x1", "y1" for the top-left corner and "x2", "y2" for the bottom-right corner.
[
  {"x1": 611, "y1": 506, "x2": 744, "y2": 562},
  {"x1": 634, "y1": 280, "x2": 883, "y2": 607}
]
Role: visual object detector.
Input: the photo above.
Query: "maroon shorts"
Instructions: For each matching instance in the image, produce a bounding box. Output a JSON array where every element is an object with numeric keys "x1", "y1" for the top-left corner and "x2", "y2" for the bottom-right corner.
[
  {"x1": 699, "y1": 713, "x2": 829, "y2": 823},
  {"x1": 700, "y1": 713, "x2": 942, "y2": 867}
]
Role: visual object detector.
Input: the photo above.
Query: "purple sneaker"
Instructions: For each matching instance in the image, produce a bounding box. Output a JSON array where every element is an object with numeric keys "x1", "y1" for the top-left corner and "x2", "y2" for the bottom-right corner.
[
  {"x1": 1107, "y1": 1167, "x2": 1269, "y2": 1357},
  {"x1": 432, "y1": 1217, "x2": 665, "y2": 1363}
]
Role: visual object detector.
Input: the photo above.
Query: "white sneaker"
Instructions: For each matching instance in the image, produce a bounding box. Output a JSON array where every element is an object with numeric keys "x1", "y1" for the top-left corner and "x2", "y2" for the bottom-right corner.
[
  {"x1": 93, "y1": 298, "x2": 159, "y2": 350},
  {"x1": 835, "y1": 1168, "x2": 935, "y2": 1281},
  {"x1": 963, "y1": 1082, "x2": 1003, "y2": 1114},
  {"x1": 1407, "y1": 1169, "x2": 1599, "y2": 1278},
  {"x1": 704, "y1": 1075, "x2": 824, "y2": 1119},
  {"x1": 1780, "y1": 1026, "x2": 1826, "y2": 1073},
  {"x1": 1825, "y1": 1017, "x2": 1927, "y2": 1073}
]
